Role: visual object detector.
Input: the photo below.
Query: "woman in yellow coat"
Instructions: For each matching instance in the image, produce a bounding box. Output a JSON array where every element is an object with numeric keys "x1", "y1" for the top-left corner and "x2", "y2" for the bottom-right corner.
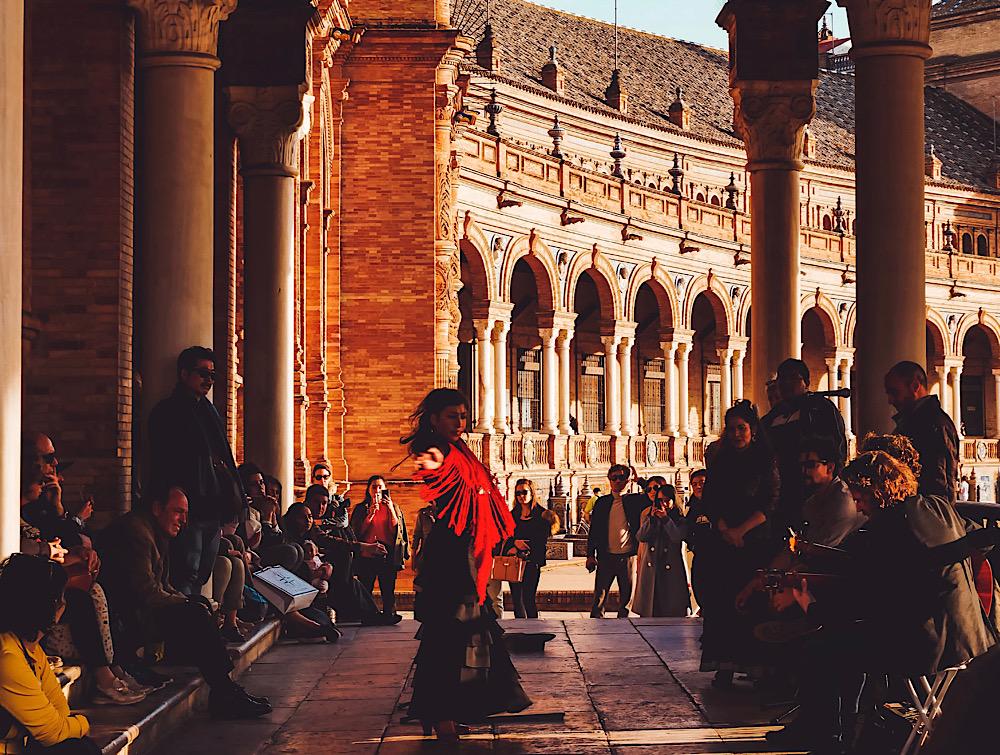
[{"x1": 0, "y1": 554, "x2": 96, "y2": 754}]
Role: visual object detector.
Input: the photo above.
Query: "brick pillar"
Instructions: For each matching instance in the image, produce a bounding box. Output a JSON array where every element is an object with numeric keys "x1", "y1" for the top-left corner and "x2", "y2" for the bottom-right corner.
[
  {"x1": 228, "y1": 85, "x2": 311, "y2": 512},
  {"x1": 130, "y1": 0, "x2": 235, "y2": 463},
  {"x1": 0, "y1": 0, "x2": 22, "y2": 555}
]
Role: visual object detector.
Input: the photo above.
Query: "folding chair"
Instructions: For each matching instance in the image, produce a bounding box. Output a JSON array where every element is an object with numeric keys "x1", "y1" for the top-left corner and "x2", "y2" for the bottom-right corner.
[{"x1": 899, "y1": 664, "x2": 965, "y2": 755}]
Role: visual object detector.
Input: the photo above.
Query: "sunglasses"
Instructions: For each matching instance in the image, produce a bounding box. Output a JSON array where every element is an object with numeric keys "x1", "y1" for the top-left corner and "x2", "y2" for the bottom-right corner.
[
  {"x1": 315, "y1": 472, "x2": 331, "y2": 480},
  {"x1": 193, "y1": 367, "x2": 216, "y2": 380},
  {"x1": 515, "y1": 490, "x2": 530, "y2": 497}
]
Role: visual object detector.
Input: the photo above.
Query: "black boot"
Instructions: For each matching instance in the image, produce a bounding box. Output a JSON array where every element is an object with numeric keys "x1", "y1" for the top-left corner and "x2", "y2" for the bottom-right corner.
[{"x1": 208, "y1": 683, "x2": 273, "y2": 719}]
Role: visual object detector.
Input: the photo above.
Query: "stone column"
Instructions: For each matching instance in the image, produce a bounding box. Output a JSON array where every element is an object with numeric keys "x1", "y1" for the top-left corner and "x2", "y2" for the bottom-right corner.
[
  {"x1": 473, "y1": 320, "x2": 494, "y2": 433},
  {"x1": 0, "y1": 0, "x2": 23, "y2": 556},
  {"x1": 717, "y1": 348, "x2": 734, "y2": 412},
  {"x1": 130, "y1": 0, "x2": 236, "y2": 432},
  {"x1": 540, "y1": 329, "x2": 559, "y2": 435},
  {"x1": 228, "y1": 86, "x2": 310, "y2": 510},
  {"x1": 602, "y1": 335, "x2": 622, "y2": 436},
  {"x1": 951, "y1": 363, "x2": 964, "y2": 436},
  {"x1": 840, "y1": 355, "x2": 854, "y2": 436},
  {"x1": 677, "y1": 341, "x2": 691, "y2": 437},
  {"x1": 619, "y1": 336, "x2": 635, "y2": 436},
  {"x1": 730, "y1": 81, "x2": 816, "y2": 410},
  {"x1": 732, "y1": 348, "x2": 746, "y2": 401},
  {"x1": 492, "y1": 319, "x2": 511, "y2": 434},
  {"x1": 557, "y1": 329, "x2": 574, "y2": 434},
  {"x1": 839, "y1": 0, "x2": 932, "y2": 433},
  {"x1": 662, "y1": 341, "x2": 679, "y2": 436},
  {"x1": 825, "y1": 356, "x2": 840, "y2": 394}
]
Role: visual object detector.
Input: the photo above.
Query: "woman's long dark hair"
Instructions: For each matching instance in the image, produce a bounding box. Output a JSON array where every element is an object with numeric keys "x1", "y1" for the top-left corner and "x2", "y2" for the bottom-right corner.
[
  {"x1": 0, "y1": 554, "x2": 67, "y2": 637},
  {"x1": 399, "y1": 388, "x2": 470, "y2": 457}
]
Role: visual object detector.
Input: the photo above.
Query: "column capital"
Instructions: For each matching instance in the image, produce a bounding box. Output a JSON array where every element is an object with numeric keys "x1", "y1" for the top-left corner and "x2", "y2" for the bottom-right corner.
[
  {"x1": 537, "y1": 309, "x2": 577, "y2": 332},
  {"x1": 662, "y1": 328, "x2": 695, "y2": 346},
  {"x1": 601, "y1": 319, "x2": 637, "y2": 341},
  {"x1": 538, "y1": 328, "x2": 559, "y2": 346},
  {"x1": 600, "y1": 334, "x2": 620, "y2": 350},
  {"x1": 731, "y1": 79, "x2": 817, "y2": 171},
  {"x1": 128, "y1": 0, "x2": 236, "y2": 64},
  {"x1": 716, "y1": 335, "x2": 748, "y2": 353},
  {"x1": 472, "y1": 300, "x2": 514, "y2": 325},
  {"x1": 944, "y1": 356, "x2": 965, "y2": 371},
  {"x1": 837, "y1": 0, "x2": 932, "y2": 58},
  {"x1": 472, "y1": 319, "x2": 492, "y2": 341},
  {"x1": 228, "y1": 85, "x2": 312, "y2": 176}
]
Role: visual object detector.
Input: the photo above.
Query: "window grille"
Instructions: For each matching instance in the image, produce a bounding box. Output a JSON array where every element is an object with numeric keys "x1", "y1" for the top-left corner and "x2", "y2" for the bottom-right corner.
[
  {"x1": 579, "y1": 353, "x2": 605, "y2": 434},
  {"x1": 642, "y1": 358, "x2": 666, "y2": 435},
  {"x1": 516, "y1": 348, "x2": 541, "y2": 432}
]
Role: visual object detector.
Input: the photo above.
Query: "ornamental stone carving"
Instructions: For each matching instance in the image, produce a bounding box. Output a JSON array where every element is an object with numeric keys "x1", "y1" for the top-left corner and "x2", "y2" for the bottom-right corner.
[
  {"x1": 837, "y1": 0, "x2": 931, "y2": 49},
  {"x1": 227, "y1": 86, "x2": 312, "y2": 174},
  {"x1": 731, "y1": 80, "x2": 817, "y2": 169},
  {"x1": 128, "y1": 0, "x2": 237, "y2": 58}
]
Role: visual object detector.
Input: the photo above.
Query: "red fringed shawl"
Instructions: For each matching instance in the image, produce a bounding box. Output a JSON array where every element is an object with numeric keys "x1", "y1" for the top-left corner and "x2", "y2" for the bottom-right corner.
[{"x1": 412, "y1": 440, "x2": 515, "y2": 603}]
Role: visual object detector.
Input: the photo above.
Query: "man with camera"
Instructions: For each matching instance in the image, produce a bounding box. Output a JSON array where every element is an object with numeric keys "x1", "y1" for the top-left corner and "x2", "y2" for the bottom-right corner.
[{"x1": 586, "y1": 465, "x2": 646, "y2": 618}]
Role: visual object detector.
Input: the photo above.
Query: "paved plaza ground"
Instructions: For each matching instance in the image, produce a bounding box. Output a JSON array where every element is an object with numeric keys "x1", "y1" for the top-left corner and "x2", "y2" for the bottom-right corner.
[{"x1": 154, "y1": 617, "x2": 800, "y2": 755}]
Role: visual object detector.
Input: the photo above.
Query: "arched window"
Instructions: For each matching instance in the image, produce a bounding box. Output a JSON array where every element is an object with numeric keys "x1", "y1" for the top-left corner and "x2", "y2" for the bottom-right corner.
[
  {"x1": 709, "y1": 194, "x2": 721, "y2": 206},
  {"x1": 977, "y1": 234, "x2": 990, "y2": 257},
  {"x1": 822, "y1": 214, "x2": 833, "y2": 231},
  {"x1": 696, "y1": 191, "x2": 706, "y2": 203},
  {"x1": 961, "y1": 232, "x2": 974, "y2": 255}
]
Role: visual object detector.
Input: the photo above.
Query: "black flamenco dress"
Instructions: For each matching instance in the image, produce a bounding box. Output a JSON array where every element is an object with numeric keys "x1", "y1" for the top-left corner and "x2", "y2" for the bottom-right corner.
[{"x1": 408, "y1": 439, "x2": 531, "y2": 724}]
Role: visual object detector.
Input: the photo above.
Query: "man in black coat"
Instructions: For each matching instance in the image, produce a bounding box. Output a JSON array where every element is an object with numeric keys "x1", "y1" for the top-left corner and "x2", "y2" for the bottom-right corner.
[
  {"x1": 760, "y1": 358, "x2": 847, "y2": 532},
  {"x1": 586, "y1": 464, "x2": 646, "y2": 618},
  {"x1": 148, "y1": 346, "x2": 245, "y2": 594},
  {"x1": 885, "y1": 360, "x2": 960, "y2": 501}
]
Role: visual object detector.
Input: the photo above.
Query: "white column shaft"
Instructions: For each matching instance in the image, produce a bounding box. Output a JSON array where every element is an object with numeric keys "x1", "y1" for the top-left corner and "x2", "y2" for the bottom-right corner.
[
  {"x1": 677, "y1": 344, "x2": 690, "y2": 437},
  {"x1": 558, "y1": 332, "x2": 573, "y2": 434},
  {"x1": 474, "y1": 322, "x2": 494, "y2": 433},
  {"x1": 603, "y1": 337, "x2": 621, "y2": 436},
  {"x1": 664, "y1": 344, "x2": 678, "y2": 435},
  {"x1": 718, "y1": 349, "x2": 733, "y2": 413},
  {"x1": 619, "y1": 338, "x2": 634, "y2": 436},
  {"x1": 541, "y1": 331, "x2": 559, "y2": 435},
  {"x1": 493, "y1": 322, "x2": 510, "y2": 434},
  {"x1": 732, "y1": 353, "x2": 745, "y2": 402}
]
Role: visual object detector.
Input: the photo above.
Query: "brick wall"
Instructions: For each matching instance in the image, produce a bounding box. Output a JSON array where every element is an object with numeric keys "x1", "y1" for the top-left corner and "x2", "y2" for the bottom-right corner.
[{"x1": 23, "y1": 0, "x2": 134, "y2": 518}]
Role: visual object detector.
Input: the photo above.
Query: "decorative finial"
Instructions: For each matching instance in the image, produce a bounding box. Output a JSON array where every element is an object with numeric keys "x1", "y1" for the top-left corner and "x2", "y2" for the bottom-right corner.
[
  {"x1": 548, "y1": 114, "x2": 566, "y2": 160},
  {"x1": 549, "y1": 44, "x2": 557, "y2": 65},
  {"x1": 724, "y1": 172, "x2": 739, "y2": 211},
  {"x1": 541, "y1": 43, "x2": 564, "y2": 94},
  {"x1": 925, "y1": 143, "x2": 943, "y2": 180},
  {"x1": 668, "y1": 85, "x2": 690, "y2": 130},
  {"x1": 832, "y1": 196, "x2": 846, "y2": 235},
  {"x1": 668, "y1": 152, "x2": 684, "y2": 195},
  {"x1": 942, "y1": 219, "x2": 955, "y2": 252},
  {"x1": 610, "y1": 133, "x2": 626, "y2": 178},
  {"x1": 484, "y1": 88, "x2": 503, "y2": 138}
]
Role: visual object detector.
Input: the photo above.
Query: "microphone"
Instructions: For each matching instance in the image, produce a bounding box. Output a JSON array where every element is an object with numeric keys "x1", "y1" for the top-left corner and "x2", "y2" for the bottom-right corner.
[{"x1": 813, "y1": 388, "x2": 852, "y2": 399}]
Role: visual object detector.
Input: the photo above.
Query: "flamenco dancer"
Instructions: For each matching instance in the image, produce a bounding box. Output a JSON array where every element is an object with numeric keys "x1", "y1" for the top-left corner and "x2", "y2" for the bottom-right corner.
[{"x1": 405, "y1": 388, "x2": 532, "y2": 741}]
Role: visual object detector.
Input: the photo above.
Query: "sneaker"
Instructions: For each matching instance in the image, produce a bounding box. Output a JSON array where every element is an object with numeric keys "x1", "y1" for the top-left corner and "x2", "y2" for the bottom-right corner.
[
  {"x1": 112, "y1": 666, "x2": 156, "y2": 695},
  {"x1": 208, "y1": 686, "x2": 273, "y2": 719},
  {"x1": 220, "y1": 625, "x2": 248, "y2": 644},
  {"x1": 323, "y1": 624, "x2": 342, "y2": 643},
  {"x1": 123, "y1": 664, "x2": 172, "y2": 691},
  {"x1": 94, "y1": 679, "x2": 146, "y2": 705}
]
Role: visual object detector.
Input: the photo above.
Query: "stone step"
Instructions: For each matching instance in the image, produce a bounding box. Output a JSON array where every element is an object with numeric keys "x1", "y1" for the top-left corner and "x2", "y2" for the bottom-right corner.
[
  {"x1": 58, "y1": 618, "x2": 281, "y2": 755},
  {"x1": 393, "y1": 589, "x2": 622, "y2": 612}
]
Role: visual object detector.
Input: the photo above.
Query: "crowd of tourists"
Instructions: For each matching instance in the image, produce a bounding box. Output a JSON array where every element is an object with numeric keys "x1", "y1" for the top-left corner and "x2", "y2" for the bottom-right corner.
[{"x1": 6, "y1": 346, "x2": 999, "y2": 752}]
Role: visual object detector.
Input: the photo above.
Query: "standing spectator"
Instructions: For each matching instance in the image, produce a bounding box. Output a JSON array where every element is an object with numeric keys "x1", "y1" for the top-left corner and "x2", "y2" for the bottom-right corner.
[
  {"x1": 148, "y1": 346, "x2": 245, "y2": 595},
  {"x1": 634, "y1": 484, "x2": 690, "y2": 618},
  {"x1": 585, "y1": 465, "x2": 646, "y2": 618},
  {"x1": 0, "y1": 554, "x2": 99, "y2": 754},
  {"x1": 350, "y1": 476, "x2": 409, "y2": 622},
  {"x1": 760, "y1": 358, "x2": 846, "y2": 531},
  {"x1": 959, "y1": 474, "x2": 971, "y2": 502},
  {"x1": 683, "y1": 469, "x2": 709, "y2": 615},
  {"x1": 699, "y1": 400, "x2": 779, "y2": 689},
  {"x1": 505, "y1": 479, "x2": 558, "y2": 619},
  {"x1": 98, "y1": 484, "x2": 272, "y2": 718},
  {"x1": 411, "y1": 503, "x2": 436, "y2": 575},
  {"x1": 884, "y1": 360, "x2": 960, "y2": 500}
]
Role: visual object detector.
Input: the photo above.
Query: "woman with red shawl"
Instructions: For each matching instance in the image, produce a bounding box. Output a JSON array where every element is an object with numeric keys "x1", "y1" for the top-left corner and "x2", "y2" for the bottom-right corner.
[{"x1": 406, "y1": 388, "x2": 531, "y2": 740}]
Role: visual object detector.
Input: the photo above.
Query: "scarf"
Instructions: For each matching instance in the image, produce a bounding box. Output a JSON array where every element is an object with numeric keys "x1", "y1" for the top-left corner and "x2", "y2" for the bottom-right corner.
[{"x1": 412, "y1": 439, "x2": 514, "y2": 603}]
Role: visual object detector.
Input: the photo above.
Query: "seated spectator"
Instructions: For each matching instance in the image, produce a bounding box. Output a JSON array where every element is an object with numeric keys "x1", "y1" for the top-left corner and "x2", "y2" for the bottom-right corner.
[
  {"x1": 310, "y1": 462, "x2": 332, "y2": 490},
  {"x1": 213, "y1": 519, "x2": 249, "y2": 643},
  {"x1": 20, "y1": 447, "x2": 67, "y2": 563},
  {"x1": 240, "y1": 465, "x2": 301, "y2": 570},
  {"x1": 97, "y1": 484, "x2": 272, "y2": 719},
  {"x1": 18, "y1": 435, "x2": 143, "y2": 705},
  {"x1": 0, "y1": 553, "x2": 99, "y2": 754},
  {"x1": 300, "y1": 541, "x2": 332, "y2": 594}
]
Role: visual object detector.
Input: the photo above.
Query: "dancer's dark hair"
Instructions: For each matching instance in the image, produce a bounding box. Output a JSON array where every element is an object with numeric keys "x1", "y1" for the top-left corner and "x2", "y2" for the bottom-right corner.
[{"x1": 399, "y1": 388, "x2": 470, "y2": 457}]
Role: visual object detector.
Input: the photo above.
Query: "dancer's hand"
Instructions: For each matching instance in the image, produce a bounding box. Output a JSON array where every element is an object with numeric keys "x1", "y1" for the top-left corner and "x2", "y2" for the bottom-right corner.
[{"x1": 414, "y1": 447, "x2": 444, "y2": 472}]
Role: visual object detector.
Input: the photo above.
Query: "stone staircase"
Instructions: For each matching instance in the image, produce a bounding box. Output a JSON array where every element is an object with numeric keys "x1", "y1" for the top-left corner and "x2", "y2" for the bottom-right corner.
[{"x1": 55, "y1": 619, "x2": 281, "y2": 755}]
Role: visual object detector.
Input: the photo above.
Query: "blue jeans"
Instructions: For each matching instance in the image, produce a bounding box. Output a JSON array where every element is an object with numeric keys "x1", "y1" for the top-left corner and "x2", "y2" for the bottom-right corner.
[{"x1": 169, "y1": 520, "x2": 221, "y2": 595}]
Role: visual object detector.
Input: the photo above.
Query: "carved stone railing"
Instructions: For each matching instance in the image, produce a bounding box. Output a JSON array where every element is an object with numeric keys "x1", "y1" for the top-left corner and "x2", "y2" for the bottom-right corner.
[
  {"x1": 462, "y1": 129, "x2": 1000, "y2": 281},
  {"x1": 961, "y1": 438, "x2": 1000, "y2": 465},
  {"x1": 630, "y1": 434, "x2": 674, "y2": 468}
]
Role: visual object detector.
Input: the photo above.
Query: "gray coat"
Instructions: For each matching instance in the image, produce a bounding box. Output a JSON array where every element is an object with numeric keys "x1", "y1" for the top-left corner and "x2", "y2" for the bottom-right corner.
[{"x1": 633, "y1": 505, "x2": 690, "y2": 618}]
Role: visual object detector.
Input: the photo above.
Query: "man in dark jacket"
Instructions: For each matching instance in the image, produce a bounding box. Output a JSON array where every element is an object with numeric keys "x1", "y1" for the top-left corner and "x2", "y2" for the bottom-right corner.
[
  {"x1": 148, "y1": 346, "x2": 245, "y2": 594},
  {"x1": 586, "y1": 464, "x2": 646, "y2": 618},
  {"x1": 760, "y1": 358, "x2": 847, "y2": 531},
  {"x1": 99, "y1": 484, "x2": 271, "y2": 719},
  {"x1": 886, "y1": 360, "x2": 960, "y2": 500}
]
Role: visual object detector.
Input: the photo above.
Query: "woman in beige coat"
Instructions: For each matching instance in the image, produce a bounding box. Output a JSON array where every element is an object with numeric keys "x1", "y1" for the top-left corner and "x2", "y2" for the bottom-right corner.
[{"x1": 633, "y1": 483, "x2": 690, "y2": 617}]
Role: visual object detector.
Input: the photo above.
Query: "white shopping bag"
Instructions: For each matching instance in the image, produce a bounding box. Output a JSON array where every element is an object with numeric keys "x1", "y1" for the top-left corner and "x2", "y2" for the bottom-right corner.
[{"x1": 253, "y1": 566, "x2": 318, "y2": 614}]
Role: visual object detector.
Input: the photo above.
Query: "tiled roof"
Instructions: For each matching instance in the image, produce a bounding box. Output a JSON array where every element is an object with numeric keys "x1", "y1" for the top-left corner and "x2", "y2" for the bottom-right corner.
[
  {"x1": 933, "y1": 0, "x2": 1000, "y2": 17},
  {"x1": 452, "y1": 0, "x2": 999, "y2": 192}
]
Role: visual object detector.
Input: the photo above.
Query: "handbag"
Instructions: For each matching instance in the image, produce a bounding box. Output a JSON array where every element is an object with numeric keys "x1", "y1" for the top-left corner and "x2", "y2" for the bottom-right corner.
[{"x1": 491, "y1": 555, "x2": 526, "y2": 583}]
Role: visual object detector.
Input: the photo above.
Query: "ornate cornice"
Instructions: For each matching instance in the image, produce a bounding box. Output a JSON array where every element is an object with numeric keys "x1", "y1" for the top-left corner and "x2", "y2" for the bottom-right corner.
[
  {"x1": 731, "y1": 80, "x2": 817, "y2": 170},
  {"x1": 227, "y1": 86, "x2": 312, "y2": 175},
  {"x1": 128, "y1": 0, "x2": 237, "y2": 60},
  {"x1": 837, "y1": 0, "x2": 932, "y2": 56}
]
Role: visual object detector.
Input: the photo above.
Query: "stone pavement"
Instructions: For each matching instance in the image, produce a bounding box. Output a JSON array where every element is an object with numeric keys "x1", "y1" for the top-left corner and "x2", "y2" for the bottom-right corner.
[{"x1": 153, "y1": 618, "x2": 801, "y2": 755}]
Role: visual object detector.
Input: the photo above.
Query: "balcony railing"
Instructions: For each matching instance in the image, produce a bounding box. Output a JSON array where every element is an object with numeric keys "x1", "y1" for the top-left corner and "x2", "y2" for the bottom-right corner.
[{"x1": 961, "y1": 438, "x2": 1000, "y2": 465}]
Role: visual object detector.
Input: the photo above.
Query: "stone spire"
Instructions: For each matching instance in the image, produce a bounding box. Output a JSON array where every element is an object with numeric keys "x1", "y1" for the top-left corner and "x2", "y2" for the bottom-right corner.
[
  {"x1": 925, "y1": 144, "x2": 942, "y2": 181},
  {"x1": 541, "y1": 44, "x2": 564, "y2": 95},
  {"x1": 610, "y1": 133, "x2": 626, "y2": 178},
  {"x1": 667, "y1": 85, "x2": 690, "y2": 130}
]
